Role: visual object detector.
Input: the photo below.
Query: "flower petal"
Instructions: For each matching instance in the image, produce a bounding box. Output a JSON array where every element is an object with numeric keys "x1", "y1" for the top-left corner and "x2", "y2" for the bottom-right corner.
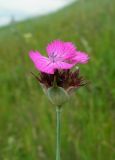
[
  {"x1": 29, "y1": 50, "x2": 42, "y2": 63},
  {"x1": 62, "y1": 42, "x2": 77, "y2": 59},
  {"x1": 29, "y1": 50, "x2": 54, "y2": 74},
  {"x1": 46, "y1": 40, "x2": 77, "y2": 62},
  {"x1": 46, "y1": 40, "x2": 63, "y2": 57},
  {"x1": 53, "y1": 61, "x2": 74, "y2": 70},
  {"x1": 72, "y1": 51, "x2": 89, "y2": 64}
]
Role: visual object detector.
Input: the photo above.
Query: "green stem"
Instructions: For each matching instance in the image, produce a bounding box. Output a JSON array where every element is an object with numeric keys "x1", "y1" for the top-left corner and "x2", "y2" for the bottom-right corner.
[{"x1": 56, "y1": 107, "x2": 61, "y2": 160}]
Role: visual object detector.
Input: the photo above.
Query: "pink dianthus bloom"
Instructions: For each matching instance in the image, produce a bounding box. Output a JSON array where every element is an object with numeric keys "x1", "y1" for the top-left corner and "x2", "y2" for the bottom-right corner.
[{"x1": 29, "y1": 40, "x2": 89, "y2": 74}]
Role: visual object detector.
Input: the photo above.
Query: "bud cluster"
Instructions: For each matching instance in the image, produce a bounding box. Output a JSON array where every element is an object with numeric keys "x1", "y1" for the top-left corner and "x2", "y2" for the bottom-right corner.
[{"x1": 32, "y1": 69, "x2": 86, "y2": 107}]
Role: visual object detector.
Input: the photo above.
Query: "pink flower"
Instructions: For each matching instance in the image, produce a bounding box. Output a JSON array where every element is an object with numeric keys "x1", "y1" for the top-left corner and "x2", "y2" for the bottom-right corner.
[{"x1": 29, "y1": 40, "x2": 89, "y2": 74}]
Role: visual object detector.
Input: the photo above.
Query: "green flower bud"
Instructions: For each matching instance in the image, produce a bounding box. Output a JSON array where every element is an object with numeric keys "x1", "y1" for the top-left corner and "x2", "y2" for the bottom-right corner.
[{"x1": 47, "y1": 86, "x2": 69, "y2": 107}]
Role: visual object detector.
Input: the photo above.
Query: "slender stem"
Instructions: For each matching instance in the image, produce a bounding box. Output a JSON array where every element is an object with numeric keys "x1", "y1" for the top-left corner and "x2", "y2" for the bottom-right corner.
[{"x1": 56, "y1": 107, "x2": 61, "y2": 160}]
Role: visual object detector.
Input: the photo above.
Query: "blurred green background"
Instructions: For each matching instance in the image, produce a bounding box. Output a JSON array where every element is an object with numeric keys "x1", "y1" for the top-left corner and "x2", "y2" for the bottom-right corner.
[{"x1": 0, "y1": 0, "x2": 115, "y2": 159}]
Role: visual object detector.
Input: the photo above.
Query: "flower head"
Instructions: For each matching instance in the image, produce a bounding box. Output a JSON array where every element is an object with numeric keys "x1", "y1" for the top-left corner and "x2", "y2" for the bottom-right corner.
[
  {"x1": 29, "y1": 40, "x2": 89, "y2": 106},
  {"x1": 29, "y1": 40, "x2": 89, "y2": 74}
]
